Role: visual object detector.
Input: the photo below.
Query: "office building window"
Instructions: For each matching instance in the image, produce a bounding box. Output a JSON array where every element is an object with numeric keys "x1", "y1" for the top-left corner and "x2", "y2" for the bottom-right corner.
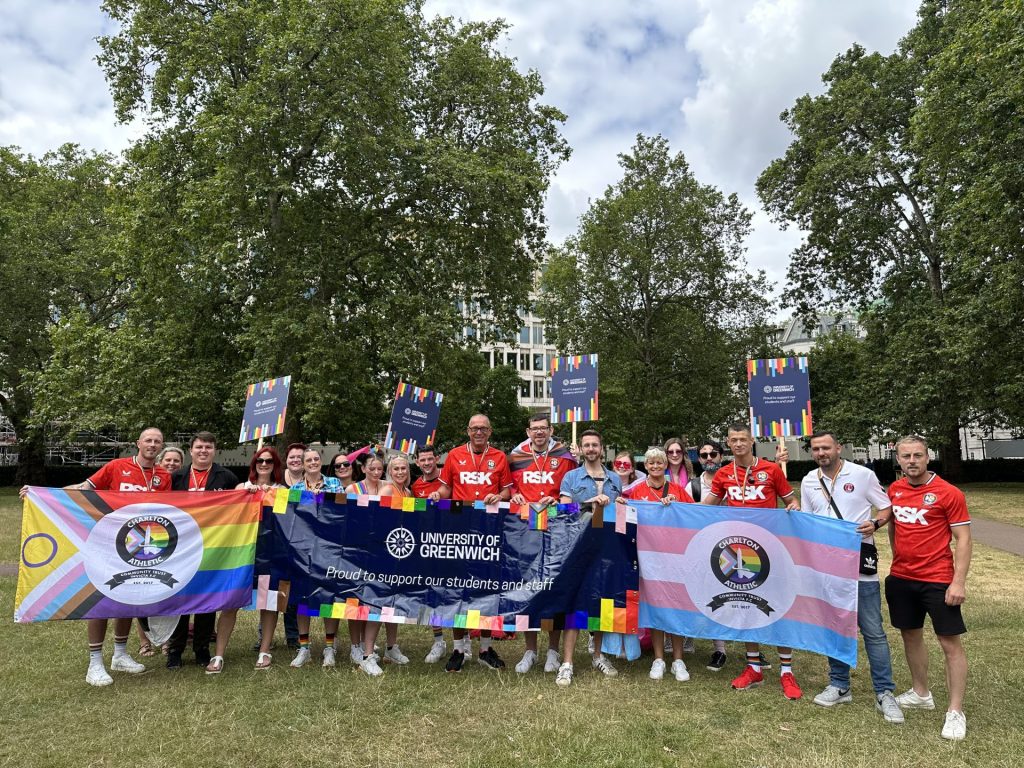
[
  {"x1": 506, "y1": 352, "x2": 516, "y2": 367},
  {"x1": 520, "y1": 352, "x2": 530, "y2": 371},
  {"x1": 520, "y1": 379, "x2": 530, "y2": 398},
  {"x1": 520, "y1": 326, "x2": 530, "y2": 344},
  {"x1": 533, "y1": 380, "x2": 545, "y2": 400},
  {"x1": 532, "y1": 324, "x2": 544, "y2": 345}
]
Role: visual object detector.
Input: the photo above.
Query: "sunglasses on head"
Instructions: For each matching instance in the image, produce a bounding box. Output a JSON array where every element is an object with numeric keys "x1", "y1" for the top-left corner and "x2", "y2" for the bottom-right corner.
[
  {"x1": 333, "y1": 462, "x2": 351, "y2": 470},
  {"x1": 699, "y1": 451, "x2": 720, "y2": 459},
  {"x1": 255, "y1": 458, "x2": 274, "y2": 465},
  {"x1": 612, "y1": 460, "x2": 632, "y2": 469}
]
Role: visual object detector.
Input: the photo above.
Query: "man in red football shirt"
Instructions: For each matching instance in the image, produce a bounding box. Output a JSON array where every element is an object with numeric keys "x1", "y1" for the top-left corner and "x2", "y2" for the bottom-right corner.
[
  {"x1": 508, "y1": 412, "x2": 577, "y2": 674},
  {"x1": 703, "y1": 423, "x2": 802, "y2": 699},
  {"x1": 886, "y1": 435, "x2": 972, "y2": 741},
  {"x1": 431, "y1": 413, "x2": 513, "y2": 671},
  {"x1": 54, "y1": 427, "x2": 171, "y2": 685}
]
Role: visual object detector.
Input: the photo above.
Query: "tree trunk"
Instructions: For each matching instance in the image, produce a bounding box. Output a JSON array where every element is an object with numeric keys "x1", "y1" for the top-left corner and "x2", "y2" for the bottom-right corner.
[
  {"x1": 940, "y1": 422, "x2": 964, "y2": 483},
  {"x1": 14, "y1": 428, "x2": 47, "y2": 486}
]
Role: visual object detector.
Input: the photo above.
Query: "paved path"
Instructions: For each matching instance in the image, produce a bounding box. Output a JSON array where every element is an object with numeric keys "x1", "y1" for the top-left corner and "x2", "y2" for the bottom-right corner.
[{"x1": 1, "y1": 517, "x2": 1022, "y2": 578}]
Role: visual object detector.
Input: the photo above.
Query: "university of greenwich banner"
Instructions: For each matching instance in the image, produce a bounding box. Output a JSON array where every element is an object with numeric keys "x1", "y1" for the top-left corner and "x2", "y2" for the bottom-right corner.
[
  {"x1": 15, "y1": 489, "x2": 260, "y2": 622},
  {"x1": 255, "y1": 491, "x2": 639, "y2": 633},
  {"x1": 636, "y1": 501, "x2": 861, "y2": 667}
]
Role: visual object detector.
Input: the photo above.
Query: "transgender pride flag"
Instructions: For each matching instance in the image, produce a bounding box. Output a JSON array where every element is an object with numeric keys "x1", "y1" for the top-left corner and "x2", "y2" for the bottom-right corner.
[
  {"x1": 636, "y1": 502, "x2": 861, "y2": 667},
  {"x1": 15, "y1": 489, "x2": 259, "y2": 622}
]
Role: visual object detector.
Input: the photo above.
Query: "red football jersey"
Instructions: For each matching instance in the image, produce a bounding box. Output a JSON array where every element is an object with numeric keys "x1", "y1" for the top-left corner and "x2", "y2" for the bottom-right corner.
[
  {"x1": 622, "y1": 480, "x2": 694, "y2": 503},
  {"x1": 87, "y1": 457, "x2": 171, "y2": 493},
  {"x1": 888, "y1": 473, "x2": 970, "y2": 583},
  {"x1": 412, "y1": 475, "x2": 443, "y2": 498},
  {"x1": 709, "y1": 458, "x2": 792, "y2": 508},
  {"x1": 508, "y1": 439, "x2": 577, "y2": 502},
  {"x1": 439, "y1": 444, "x2": 513, "y2": 501}
]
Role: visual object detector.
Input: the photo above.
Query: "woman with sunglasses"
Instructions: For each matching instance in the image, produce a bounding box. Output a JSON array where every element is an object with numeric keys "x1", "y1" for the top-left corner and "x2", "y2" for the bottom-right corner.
[
  {"x1": 328, "y1": 452, "x2": 362, "y2": 488},
  {"x1": 355, "y1": 455, "x2": 413, "y2": 675},
  {"x1": 618, "y1": 447, "x2": 694, "y2": 682},
  {"x1": 693, "y1": 440, "x2": 730, "y2": 672},
  {"x1": 289, "y1": 449, "x2": 343, "y2": 669},
  {"x1": 663, "y1": 437, "x2": 695, "y2": 490},
  {"x1": 611, "y1": 451, "x2": 646, "y2": 492}
]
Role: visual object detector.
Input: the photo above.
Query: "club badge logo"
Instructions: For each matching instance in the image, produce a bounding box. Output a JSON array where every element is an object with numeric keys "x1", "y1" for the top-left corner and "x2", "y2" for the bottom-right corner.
[
  {"x1": 756, "y1": 471, "x2": 768, "y2": 483},
  {"x1": 843, "y1": 483, "x2": 854, "y2": 492},
  {"x1": 707, "y1": 536, "x2": 774, "y2": 616},
  {"x1": 924, "y1": 492, "x2": 937, "y2": 505},
  {"x1": 385, "y1": 527, "x2": 416, "y2": 559}
]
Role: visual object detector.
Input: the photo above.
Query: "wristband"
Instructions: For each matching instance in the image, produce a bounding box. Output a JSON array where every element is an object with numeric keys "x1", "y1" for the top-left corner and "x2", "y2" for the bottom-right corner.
[{"x1": 872, "y1": 518, "x2": 883, "y2": 530}]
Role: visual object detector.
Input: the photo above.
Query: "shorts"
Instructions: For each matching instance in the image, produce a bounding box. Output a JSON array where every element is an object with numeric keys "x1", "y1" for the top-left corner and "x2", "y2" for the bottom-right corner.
[{"x1": 884, "y1": 575, "x2": 966, "y2": 636}]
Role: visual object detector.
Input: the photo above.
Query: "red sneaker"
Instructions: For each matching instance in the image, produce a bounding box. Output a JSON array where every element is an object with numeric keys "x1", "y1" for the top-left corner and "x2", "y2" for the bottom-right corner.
[
  {"x1": 780, "y1": 671, "x2": 803, "y2": 700},
  {"x1": 731, "y1": 666, "x2": 764, "y2": 690}
]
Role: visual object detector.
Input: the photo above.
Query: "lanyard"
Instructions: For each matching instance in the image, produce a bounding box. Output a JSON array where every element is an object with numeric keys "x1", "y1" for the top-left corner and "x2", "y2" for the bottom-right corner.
[
  {"x1": 466, "y1": 443, "x2": 489, "y2": 473},
  {"x1": 732, "y1": 459, "x2": 755, "y2": 500},
  {"x1": 529, "y1": 440, "x2": 552, "y2": 473},
  {"x1": 646, "y1": 478, "x2": 669, "y2": 499},
  {"x1": 189, "y1": 466, "x2": 210, "y2": 491},
  {"x1": 133, "y1": 456, "x2": 156, "y2": 492}
]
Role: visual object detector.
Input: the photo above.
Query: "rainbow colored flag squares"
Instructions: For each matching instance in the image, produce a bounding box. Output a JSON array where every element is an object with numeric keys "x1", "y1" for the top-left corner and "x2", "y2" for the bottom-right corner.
[{"x1": 15, "y1": 489, "x2": 260, "y2": 622}]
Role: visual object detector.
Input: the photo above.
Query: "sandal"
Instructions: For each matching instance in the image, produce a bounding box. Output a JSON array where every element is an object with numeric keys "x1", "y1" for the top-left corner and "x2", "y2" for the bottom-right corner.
[
  {"x1": 138, "y1": 642, "x2": 155, "y2": 657},
  {"x1": 255, "y1": 652, "x2": 272, "y2": 670},
  {"x1": 205, "y1": 656, "x2": 224, "y2": 675}
]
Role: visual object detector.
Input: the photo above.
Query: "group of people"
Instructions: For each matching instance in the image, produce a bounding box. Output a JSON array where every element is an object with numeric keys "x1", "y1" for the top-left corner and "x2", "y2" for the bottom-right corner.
[{"x1": 24, "y1": 413, "x2": 972, "y2": 741}]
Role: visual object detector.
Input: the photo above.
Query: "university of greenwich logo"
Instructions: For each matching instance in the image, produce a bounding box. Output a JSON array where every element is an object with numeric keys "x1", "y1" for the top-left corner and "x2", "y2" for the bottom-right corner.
[
  {"x1": 385, "y1": 527, "x2": 416, "y2": 559},
  {"x1": 83, "y1": 503, "x2": 203, "y2": 605}
]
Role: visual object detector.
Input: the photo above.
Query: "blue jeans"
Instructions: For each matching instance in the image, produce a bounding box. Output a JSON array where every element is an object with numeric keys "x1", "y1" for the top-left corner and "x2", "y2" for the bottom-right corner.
[{"x1": 828, "y1": 580, "x2": 895, "y2": 694}]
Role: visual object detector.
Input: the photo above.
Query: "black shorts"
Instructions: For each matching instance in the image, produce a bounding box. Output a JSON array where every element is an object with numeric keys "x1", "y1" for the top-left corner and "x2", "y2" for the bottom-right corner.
[{"x1": 885, "y1": 575, "x2": 967, "y2": 636}]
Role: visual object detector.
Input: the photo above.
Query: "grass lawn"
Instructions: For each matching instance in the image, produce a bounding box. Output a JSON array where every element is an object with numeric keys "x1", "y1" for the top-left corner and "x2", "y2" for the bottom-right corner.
[{"x1": 1, "y1": 485, "x2": 1022, "y2": 768}]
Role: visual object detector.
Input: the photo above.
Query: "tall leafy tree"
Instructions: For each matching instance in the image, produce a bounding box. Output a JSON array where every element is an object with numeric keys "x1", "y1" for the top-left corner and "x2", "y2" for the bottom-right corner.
[
  {"x1": 0, "y1": 146, "x2": 124, "y2": 482},
  {"x1": 40, "y1": 0, "x2": 568, "y2": 446},
  {"x1": 541, "y1": 135, "x2": 776, "y2": 450}
]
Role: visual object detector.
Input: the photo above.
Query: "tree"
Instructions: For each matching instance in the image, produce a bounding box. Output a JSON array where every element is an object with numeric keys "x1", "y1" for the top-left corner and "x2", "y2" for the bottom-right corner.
[
  {"x1": 38, "y1": 0, "x2": 569, "y2": 447},
  {"x1": 755, "y1": 14, "x2": 1000, "y2": 479},
  {"x1": 540, "y1": 135, "x2": 777, "y2": 450},
  {"x1": 0, "y1": 146, "x2": 124, "y2": 483}
]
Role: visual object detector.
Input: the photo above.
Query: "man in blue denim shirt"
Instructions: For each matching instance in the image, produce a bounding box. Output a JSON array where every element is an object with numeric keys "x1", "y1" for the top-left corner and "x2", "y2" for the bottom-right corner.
[
  {"x1": 555, "y1": 428, "x2": 622, "y2": 686},
  {"x1": 800, "y1": 431, "x2": 903, "y2": 724}
]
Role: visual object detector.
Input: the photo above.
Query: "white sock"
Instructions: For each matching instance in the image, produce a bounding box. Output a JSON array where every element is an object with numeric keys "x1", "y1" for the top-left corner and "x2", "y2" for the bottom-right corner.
[
  {"x1": 714, "y1": 639, "x2": 726, "y2": 652},
  {"x1": 479, "y1": 637, "x2": 491, "y2": 652},
  {"x1": 89, "y1": 648, "x2": 103, "y2": 665},
  {"x1": 113, "y1": 641, "x2": 128, "y2": 657}
]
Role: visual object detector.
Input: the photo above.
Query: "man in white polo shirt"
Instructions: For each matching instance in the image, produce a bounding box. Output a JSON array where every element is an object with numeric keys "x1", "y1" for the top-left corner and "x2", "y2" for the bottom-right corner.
[{"x1": 800, "y1": 431, "x2": 903, "y2": 724}]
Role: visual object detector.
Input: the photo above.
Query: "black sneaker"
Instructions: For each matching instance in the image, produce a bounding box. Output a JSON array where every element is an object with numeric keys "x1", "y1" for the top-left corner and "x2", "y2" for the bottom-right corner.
[
  {"x1": 706, "y1": 651, "x2": 727, "y2": 672},
  {"x1": 758, "y1": 652, "x2": 772, "y2": 670},
  {"x1": 166, "y1": 652, "x2": 182, "y2": 670},
  {"x1": 195, "y1": 649, "x2": 211, "y2": 667},
  {"x1": 478, "y1": 647, "x2": 506, "y2": 670},
  {"x1": 445, "y1": 649, "x2": 465, "y2": 672}
]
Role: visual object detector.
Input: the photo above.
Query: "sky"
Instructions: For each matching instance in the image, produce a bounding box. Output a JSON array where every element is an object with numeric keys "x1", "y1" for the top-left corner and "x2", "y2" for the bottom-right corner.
[{"x1": 0, "y1": 0, "x2": 921, "y2": 305}]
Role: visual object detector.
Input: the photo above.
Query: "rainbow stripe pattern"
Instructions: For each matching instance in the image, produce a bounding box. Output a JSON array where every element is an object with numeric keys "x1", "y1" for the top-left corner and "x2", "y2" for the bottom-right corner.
[
  {"x1": 239, "y1": 375, "x2": 291, "y2": 442},
  {"x1": 15, "y1": 489, "x2": 260, "y2": 621},
  {"x1": 383, "y1": 381, "x2": 443, "y2": 454},
  {"x1": 549, "y1": 354, "x2": 599, "y2": 423},
  {"x1": 746, "y1": 356, "x2": 813, "y2": 437}
]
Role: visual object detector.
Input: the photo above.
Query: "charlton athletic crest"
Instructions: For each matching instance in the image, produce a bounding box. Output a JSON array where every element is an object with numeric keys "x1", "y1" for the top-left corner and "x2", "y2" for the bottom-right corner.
[
  {"x1": 924, "y1": 492, "x2": 937, "y2": 505},
  {"x1": 756, "y1": 471, "x2": 768, "y2": 483},
  {"x1": 843, "y1": 483, "x2": 855, "y2": 492}
]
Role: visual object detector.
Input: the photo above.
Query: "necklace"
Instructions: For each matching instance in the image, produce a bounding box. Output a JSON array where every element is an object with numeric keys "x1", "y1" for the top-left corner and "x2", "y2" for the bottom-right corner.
[
  {"x1": 189, "y1": 466, "x2": 211, "y2": 491},
  {"x1": 133, "y1": 456, "x2": 157, "y2": 492},
  {"x1": 731, "y1": 457, "x2": 757, "y2": 501}
]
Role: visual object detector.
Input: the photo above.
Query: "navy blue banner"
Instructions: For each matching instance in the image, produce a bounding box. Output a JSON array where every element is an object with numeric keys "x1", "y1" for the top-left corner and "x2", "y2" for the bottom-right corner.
[{"x1": 255, "y1": 495, "x2": 638, "y2": 632}]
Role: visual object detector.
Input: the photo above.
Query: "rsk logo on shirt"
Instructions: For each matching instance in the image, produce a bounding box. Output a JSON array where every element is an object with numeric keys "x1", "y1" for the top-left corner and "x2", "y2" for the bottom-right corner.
[
  {"x1": 459, "y1": 472, "x2": 493, "y2": 485},
  {"x1": 726, "y1": 486, "x2": 767, "y2": 502},
  {"x1": 523, "y1": 471, "x2": 555, "y2": 484},
  {"x1": 892, "y1": 505, "x2": 929, "y2": 525}
]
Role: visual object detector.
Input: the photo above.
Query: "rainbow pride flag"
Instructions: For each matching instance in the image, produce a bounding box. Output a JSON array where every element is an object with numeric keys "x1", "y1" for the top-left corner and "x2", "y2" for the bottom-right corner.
[
  {"x1": 15, "y1": 489, "x2": 260, "y2": 621},
  {"x1": 636, "y1": 501, "x2": 861, "y2": 666}
]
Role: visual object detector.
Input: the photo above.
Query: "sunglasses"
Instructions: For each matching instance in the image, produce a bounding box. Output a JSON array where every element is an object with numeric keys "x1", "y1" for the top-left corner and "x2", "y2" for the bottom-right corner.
[
  {"x1": 333, "y1": 462, "x2": 351, "y2": 470},
  {"x1": 699, "y1": 451, "x2": 720, "y2": 459},
  {"x1": 255, "y1": 458, "x2": 274, "y2": 465},
  {"x1": 612, "y1": 461, "x2": 633, "y2": 469}
]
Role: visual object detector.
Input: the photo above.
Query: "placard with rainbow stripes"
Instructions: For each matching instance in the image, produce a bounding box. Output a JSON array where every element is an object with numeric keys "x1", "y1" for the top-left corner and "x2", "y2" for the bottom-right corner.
[
  {"x1": 15, "y1": 489, "x2": 260, "y2": 621},
  {"x1": 746, "y1": 356, "x2": 813, "y2": 437},
  {"x1": 238, "y1": 375, "x2": 291, "y2": 443},
  {"x1": 550, "y1": 353, "x2": 599, "y2": 423},
  {"x1": 384, "y1": 381, "x2": 443, "y2": 455}
]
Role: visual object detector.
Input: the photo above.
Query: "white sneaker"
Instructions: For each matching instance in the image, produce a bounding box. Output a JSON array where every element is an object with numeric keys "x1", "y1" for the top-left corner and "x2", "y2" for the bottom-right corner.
[
  {"x1": 649, "y1": 658, "x2": 666, "y2": 680},
  {"x1": 322, "y1": 646, "x2": 336, "y2": 668},
  {"x1": 86, "y1": 663, "x2": 113, "y2": 687},
  {"x1": 592, "y1": 654, "x2": 618, "y2": 677},
  {"x1": 555, "y1": 662, "x2": 573, "y2": 687},
  {"x1": 671, "y1": 659, "x2": 690, "y2": 682},
  {"x1": 350, "y1": 644, "x2": 363, "y2": 664},
  {"x1": 876, "y1": 691, "x2": 905, "y2": 723},
  {"x1": 360, "y1": 655, "x2": 384, "y2": 676},
  {"x1": 515, "y1": 650, "x2": 537, "y2": 674},
  {"x1": 814, "y1": 684, "x2": 853, "y2": 707},
  {"x1": 384, "y1": 645, "x2": 409, "y2": 665},
  {"x1": 941, "y1": 710, "x2": 967, "y2": 741},
  {"x1": 682, "y1": 637, "x2": 695, "y2": 654},
  {"x1": 110, "y1": 654, "x2": 146, "y2": 674},
  {"x1": 290, "y1": 647, "x2": 311, "y2": 668},
  {"x1": 895, "y1": 688, "x2": 935, "y2": 710},
  {"x1": 544, "y1": 649, "x2": 561, "y2": 673},
  {"x1": 424, "y1": 638, "x2": 446, "y2": 664}
]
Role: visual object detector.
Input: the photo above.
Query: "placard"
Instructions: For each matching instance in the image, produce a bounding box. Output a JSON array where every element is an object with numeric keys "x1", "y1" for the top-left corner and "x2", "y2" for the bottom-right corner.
[
  {"x1": 746, "y1": 357, "x2": 812, "y2": 437},
  {"x1": 239, "y1": 375, "x2": 291, "y2": 443},
  {"x1": 383, "y1": 382, "x2": 443, "y2": 454},
  {"x1": 550, "y1": 354, "x2": 599, "y2": 423}
]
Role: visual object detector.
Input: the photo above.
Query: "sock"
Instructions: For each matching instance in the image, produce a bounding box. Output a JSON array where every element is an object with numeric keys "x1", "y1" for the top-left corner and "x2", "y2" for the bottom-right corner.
[
  {"x1": 714, "y1": 639, "x2": 726, "y2": 653},
  {"x1": 325, "y1": 632, "x2": 335, "y2": 648},
  {"x1": 433, "y1": 629, "x2": 443, "y2": 638},
  {"x1": 89, "y1": 643, "x2": 103, "y2": 665},
  {"x1": 779, "y1": 652, "x2": 793, "y2": 675},
  {"x1": 459, "y1": 638, "x2": 471, "y2": 654},
  {"x1": 479, "y1": 637, "x2": 491, "y2": 653},
  {"x1": 299, "y1": 633, "x2": 310, "y2": 649},
  {"x1": 113, "y1": 635, "x2": 129, "y2": 657},
  {"x1": 746, "y1": 650, "x2": 761, "y2": 672}
]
